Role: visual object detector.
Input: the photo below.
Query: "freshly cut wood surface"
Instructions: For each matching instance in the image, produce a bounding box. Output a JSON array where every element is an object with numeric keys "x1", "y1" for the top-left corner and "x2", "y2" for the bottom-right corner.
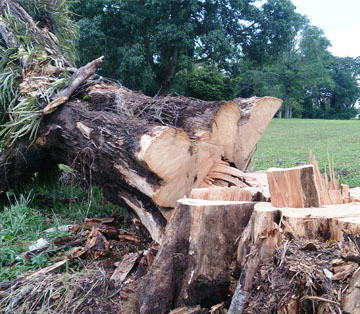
[
  {"x1": 138, "y1": 198, "x2": 255, "y2": 313},
  {"x1": 135, "y1": 127, "x2": 222, "y2": 210},
  {"x1": 233, "y1": 96, "x2": 283, "y2": 169},
  {"x1": 267, "y1": 165, "x2": 319, "y2": 208},
  {"x1": 255, "y1": 202, "x2": 360, "y2": 241},
  {"x1": 190, "y1": 186, "x2": 267, "y2": 202},
  {"x1": 267, "y1": 153, "x2": 350, "y2": 209}
]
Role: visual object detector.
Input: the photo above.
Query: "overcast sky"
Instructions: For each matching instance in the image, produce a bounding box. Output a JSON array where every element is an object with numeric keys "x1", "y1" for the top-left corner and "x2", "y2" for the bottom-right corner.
[{"x1": 291, "y1": 0, "x2": 360, "y2": 58}]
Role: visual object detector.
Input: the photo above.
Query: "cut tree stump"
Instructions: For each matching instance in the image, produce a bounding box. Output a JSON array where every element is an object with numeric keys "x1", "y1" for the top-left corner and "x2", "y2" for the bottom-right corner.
[
  {"x1": 256, "y1": 202, "x2": 360, "y2": 241},
  {"x1": 229, "y1": 199, "x2": 360, "y2": 313},
  {"x1": 138, "y1": 198, "x2": 255, "y2": 313},
  {"x1": 228, "y1": 202, "x2": 281, "y2": 313}
]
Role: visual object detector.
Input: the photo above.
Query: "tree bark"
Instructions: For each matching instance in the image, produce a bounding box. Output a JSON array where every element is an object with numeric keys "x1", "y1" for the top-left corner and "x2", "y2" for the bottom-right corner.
[
  {"x1": 138, "y1": 198, "x2": 255, "y2": 313},
  {"x1": 228, "y1": 203, "x2": 281, "y2": 314},
  {"x1": 0, "y1": 82, "x2": 281, "y2": 242}
]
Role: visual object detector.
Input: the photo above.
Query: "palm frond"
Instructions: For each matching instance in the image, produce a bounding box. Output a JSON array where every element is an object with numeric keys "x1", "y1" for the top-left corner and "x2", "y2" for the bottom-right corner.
[{"x1": 0, "y1": 1, "x2": 77, "y2": 147}]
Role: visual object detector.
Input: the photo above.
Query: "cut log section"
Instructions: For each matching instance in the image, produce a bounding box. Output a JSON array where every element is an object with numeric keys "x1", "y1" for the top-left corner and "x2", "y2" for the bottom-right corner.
[
  {"x1": 138, "y1": 198, "x2": 255, "y2": 313},
  {"x1": 267, "y1": 165, "x2": 320, "y2": 208},
  {"x1": 268, "y1": 153, "x2": 351, "y2": 208},
  {"x1": 190, "y1": 186, "x2": 268, "y2": 202}
]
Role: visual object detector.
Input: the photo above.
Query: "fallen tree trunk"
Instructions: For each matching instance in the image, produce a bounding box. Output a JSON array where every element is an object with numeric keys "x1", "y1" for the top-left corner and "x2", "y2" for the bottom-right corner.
[{"x1": 0, "y1": 81, "x2": 281, "y2": 241}]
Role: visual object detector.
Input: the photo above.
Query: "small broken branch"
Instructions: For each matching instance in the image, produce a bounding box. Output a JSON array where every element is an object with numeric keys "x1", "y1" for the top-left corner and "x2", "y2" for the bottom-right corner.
[{"x1": 42, "y1": 56, "x2": 104, "y2": 115}]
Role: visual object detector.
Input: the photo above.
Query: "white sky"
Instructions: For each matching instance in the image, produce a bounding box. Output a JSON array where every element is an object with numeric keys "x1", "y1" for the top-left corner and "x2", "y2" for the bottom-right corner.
[{"x1": 291, "y1": 0, "x2": 360, "y2": 58}]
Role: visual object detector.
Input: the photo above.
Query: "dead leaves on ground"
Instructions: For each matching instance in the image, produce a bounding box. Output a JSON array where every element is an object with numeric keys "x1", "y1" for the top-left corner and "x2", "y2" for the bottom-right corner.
[{"x1": 4, "y1": 214, "x2": 153, "y2": 286}]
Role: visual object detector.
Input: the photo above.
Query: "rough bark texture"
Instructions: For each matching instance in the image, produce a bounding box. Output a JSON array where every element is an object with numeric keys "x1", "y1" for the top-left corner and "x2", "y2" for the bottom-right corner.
[
  {"x1": 0, "y1": 141, "x2": 51, "y2": 193},
  {"x1": 0, "y1": 80, "x2": 281, "y2": 242},
  {"x1": 341, "y1": 268, "x2": 360, "y2": 313},
  {"x1": 228, "y1": 203, "x2": 281, "y2": 313},
  {"x1": 138, "y1": 198, "x2": 255, "y2": 313}
]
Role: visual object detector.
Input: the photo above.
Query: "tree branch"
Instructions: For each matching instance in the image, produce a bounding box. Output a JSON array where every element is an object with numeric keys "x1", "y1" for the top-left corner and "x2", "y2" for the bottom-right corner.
[
  {"x1": 42, "y1": 56, "x2": 104, "y2": 115},
  {"x1": 157, "y1": 47, "x2": 179, "y2": 95}
]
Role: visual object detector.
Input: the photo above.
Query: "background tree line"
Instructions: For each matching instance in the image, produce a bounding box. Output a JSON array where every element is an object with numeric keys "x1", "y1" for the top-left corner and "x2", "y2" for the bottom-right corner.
[{"x1": 70, "y1": 0, "x2": 360, "y2": 119}]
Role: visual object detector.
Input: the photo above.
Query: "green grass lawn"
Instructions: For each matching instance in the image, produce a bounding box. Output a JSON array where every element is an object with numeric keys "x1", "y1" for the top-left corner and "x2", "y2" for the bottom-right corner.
[{"x1": 252, "y1": 119, "x2": 360, "y2": 187}]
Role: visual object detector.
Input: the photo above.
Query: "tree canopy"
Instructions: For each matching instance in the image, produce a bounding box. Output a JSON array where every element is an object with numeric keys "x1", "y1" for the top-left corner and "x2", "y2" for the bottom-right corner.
[{"x1": 11, "y1": 0, "x2": 358, "y2": 120}]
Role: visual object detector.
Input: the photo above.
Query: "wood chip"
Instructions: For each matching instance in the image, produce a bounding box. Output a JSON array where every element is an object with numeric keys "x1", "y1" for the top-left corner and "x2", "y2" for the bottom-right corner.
[{"x1": 110, "y1": 252, "x2": 139, "y2": 287}]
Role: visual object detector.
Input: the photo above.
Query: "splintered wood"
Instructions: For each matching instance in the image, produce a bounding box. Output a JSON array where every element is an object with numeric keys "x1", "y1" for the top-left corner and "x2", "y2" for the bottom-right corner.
[
  {"x1": 191, "y1": 161, "x2": 269, "y2": 202},
  {"x1": 200, "y1": 160, "x2": 260, "y2": 188},
  {"x1": 309, "y1": 151, "x2": 350, "y2": 205},
  {"x1": 267, "y1": 152, "x2": 351, "y2": 208}
]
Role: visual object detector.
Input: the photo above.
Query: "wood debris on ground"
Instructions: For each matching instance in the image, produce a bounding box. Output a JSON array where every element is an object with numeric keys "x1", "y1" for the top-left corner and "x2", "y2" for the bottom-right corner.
[
  {"x1": 242, "y1": 239, "x2": 351, "y2": 313},
  {"x1": 0, "y1": 211, "x2": 157, "y2": 313}
]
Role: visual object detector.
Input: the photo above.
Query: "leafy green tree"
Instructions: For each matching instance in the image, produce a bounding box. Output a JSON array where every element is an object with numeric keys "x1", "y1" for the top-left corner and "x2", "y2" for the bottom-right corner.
[
  {"x1": 237, "y1": 24, "x2": 340, "y2": 119},
  {"x1": 70, "y1": 0, "x2": 360, "y2": 118},
  {"x1": 71, "y1": 0, "x2": 259, "y2": 95},
  {"x1": 242, "y1": 0, "x2": 305, "y2": 65},
  {"x1": 172, "y1": 64, "x2": 236, "y2": 101},
  {"x1": 297, "y1": 25, "x2": 335, "y2": 118},
  {"x1": 298, "y1": 28, "x2": 359, "y2": 119},
  {"x1": 327, "y1": 57, "x2": 360, "y2": 119},
  {"x1": 71, "y1": 0, "x2": 308, "y2": 96}
]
